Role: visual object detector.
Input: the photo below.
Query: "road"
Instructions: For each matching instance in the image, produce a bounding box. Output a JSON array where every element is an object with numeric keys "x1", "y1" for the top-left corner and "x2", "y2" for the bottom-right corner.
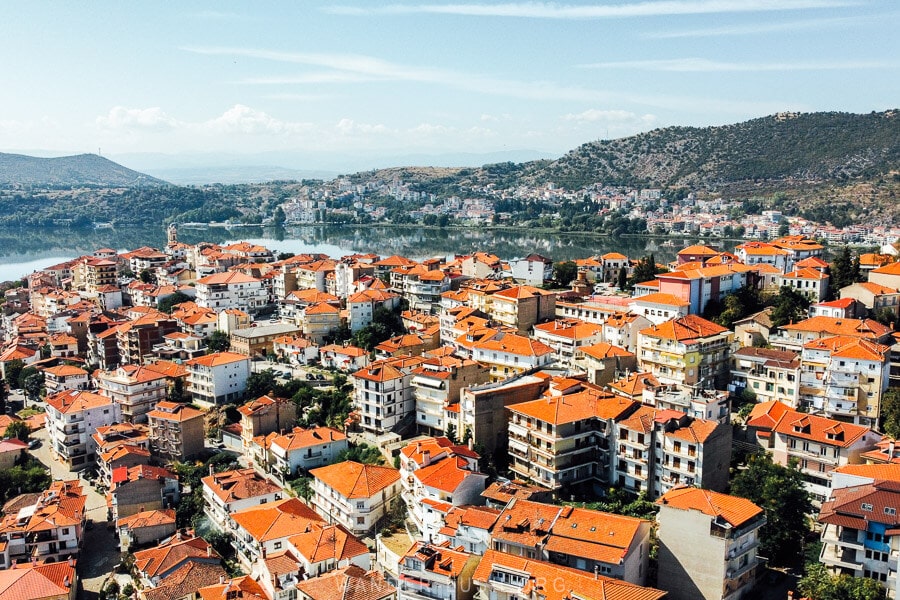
[{"x1": 29, "y1": 427, "x2": 123, "y2": 600}]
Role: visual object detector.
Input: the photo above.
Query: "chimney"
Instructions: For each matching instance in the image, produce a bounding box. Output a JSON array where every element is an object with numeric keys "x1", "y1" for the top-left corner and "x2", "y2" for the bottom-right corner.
[
  {"x1": 209, "y1": 464, "x2": 215, "y2": 477},
  {"x1": 468, "y1": 437, "x2": 474, "y2": 451},
  {"x1": 422, "y1": 450, "x2": 430, "y2": 464},
  {"x1": 208, "y1": 544, "x2": 213, "y2": 557},
  {"x1": 594, "y1": 565, "x2": 599, "y2": 580},
  {"x1": 890, "y1": 440, "x2": 896, "y2": 458},
  {"x1": 219, "y1": 575, "x2": 225, "y2": 585},
  {"x1": 68, "y1": 557, "x2": 74, "y2": 567}
]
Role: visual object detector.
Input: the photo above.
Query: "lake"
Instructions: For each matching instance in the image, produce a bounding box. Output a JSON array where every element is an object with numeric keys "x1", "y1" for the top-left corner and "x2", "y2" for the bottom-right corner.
[{"x1": 0, "y1": 224, "x2": 696, "y2": 283}]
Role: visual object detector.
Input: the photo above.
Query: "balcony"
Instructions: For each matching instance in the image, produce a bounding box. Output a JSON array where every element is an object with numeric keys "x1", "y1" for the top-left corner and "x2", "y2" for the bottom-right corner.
[{"x1": 820, "y1": 544, "x2": 862, "y2": 571}]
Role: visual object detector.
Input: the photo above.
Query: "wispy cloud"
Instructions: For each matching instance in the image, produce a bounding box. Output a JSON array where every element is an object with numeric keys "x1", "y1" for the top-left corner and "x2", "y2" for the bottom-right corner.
[
  {"x1": 643, "y1": 13, "x2": 884, "y2": 38},
  {"x1": 96, "y1": 107, "x2": 180, "y2": 130},
  {"x1": 325, "y1": 0, "x2": 856, "y2": 19},
  {"x1": 578, "y1": 58, "x2": 894, "y2": 72}
]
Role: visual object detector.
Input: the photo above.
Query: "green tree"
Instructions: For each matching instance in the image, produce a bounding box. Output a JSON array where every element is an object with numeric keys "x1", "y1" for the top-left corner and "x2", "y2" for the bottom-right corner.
[
  {"x1": 4, "y1": 420, "x2": 30, "y2": 442},
  {"x1": 5, "y1": 360, "x2": 24, "y2": 389},
  {"x1": 168, "y1": 377, "x2": 186, "y2": 403},
  {"x1": 291, "y1": 476, "x2": 313, "y2": 501},
  {"x1": 245, "y1": 369, "x2": 278, "y2": 400},
  {"x1": 616, "y1": 266, "x2": 627, "y2": 290},
  {"x1": 0, "y1": 383, "x2": 7, "y2": 415},
  {"x1": 207, "y1": 330, "x2": 231, "y2": 353},
  {"x1": 139, "y1": 269, "x2": 157, "y2": 284},
  {"x1": 554, "y1": 261, "x2": 578, "y2": 287},
  {"x1": 769, "y1": 286, "x2": 811, "y2": 329},
  {"x1": 829, "y1": 246, "x2": 854, "y2": 298},
  {"x1": 16, "y1": 366, "x2": 39, "y2": 391},
  {"x1": 880, "y1": 388, "x2": 900, "y2": 439},
  {"x1": 337, "y1": 443, "x2": 385, "y2": 465},
  {"x1": 445, "y1": 422, "x2": 457, "y2": 444},
  {"x1": 730, "y1": 453, "x2": 812, "y2": 567},
  {"x1": 158, "y1": 291, "x2": 193, "y2": 314},
  {"x1": 629, "y1": 254, "x2": 661, "y2": 288},
  {"x1": 23, "y1": 372, "x2": 44, "y2": 402},
  {"x1": 799, "y1": 563, "x2": 886, "y2": 600}
]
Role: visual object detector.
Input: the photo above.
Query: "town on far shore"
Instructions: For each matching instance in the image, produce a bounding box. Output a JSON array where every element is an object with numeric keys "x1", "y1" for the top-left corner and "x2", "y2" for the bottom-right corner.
[{"x1": 1, "y1": 223, "x2": 899, "y2": 600}]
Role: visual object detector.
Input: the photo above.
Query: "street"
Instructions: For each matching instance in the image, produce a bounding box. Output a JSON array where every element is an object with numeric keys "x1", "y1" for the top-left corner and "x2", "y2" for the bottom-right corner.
[{"x1": 29, "y1": 427, "x2": 123, "y2": 600}]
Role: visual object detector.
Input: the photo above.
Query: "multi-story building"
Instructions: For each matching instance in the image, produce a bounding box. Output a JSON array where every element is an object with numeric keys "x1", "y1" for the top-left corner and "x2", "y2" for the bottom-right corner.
[
  {"x1": 229, "y1": 323, "x2": 302, "y2": 357},
  {"x1": 146, "y1": 401, "x2": 207, "y2": 461},
  {"x1": 799, "y1": 335, "x2": 890, "y2": 426},
  {"x1": 729, "y1": 347, "x2": 801, "y2": 408},
  {"x1": 748, "y1": 400, "x2": 881, "y2": 503},
  {"x1": 309, "y1": 461, "x2": 401, "y2": 536},
  {"x1": 262, "y1": 426, "x2": 348, "y2": 478},
  {"x1": 470, "y1": 331, "x2": 554, "y2": 381},
  {"x1": 629, "y1": 293, "x2": 691, "y2": 325},
  {"x1": 42, "y1": 364, "x2": 89, "y2": 393},
  {"x1": 351, "y1": 356, "x2": 424, "y2": 435},
  {"x1": 614, "y1": 406, "x2": 731, "y2": 498},
  {"x1": 46, "y1": 390, "x2": 121, "y2": 471},
  {"x1": 411, "y1": 355, "x2": 490, "y2": 436},
  {"x1": 473, "y1": 549, "x2": 666, "y2": 600},
  {"x1": 72, "y1": 255, "x2": 119, "y2": 295},
  {"x1": 0, "y1": 557, "x2": 78, "y2": 600},
  {"x1": 532, "y1": 318, "x2": 604, "y2": 368},
  {"x1": 575, "y1": 342, "x2": 637, "y2": 386},
  {"x1": 641, "y1": 382, "x2": 730, "y2": 424},
  {"x1": 489, "y1": 499, "x2": 652, "y2": 583},
  {"x1": 818, "y1": 479, "x2": 900, "y2": 595},
  {"x1": 195, "y1": 271, "x2": 267, "y2": 313},
  {"x1": 228, "y1": 498, "x2": 325, "y2": 569},
  {"x1": 96, "y1": 364, "x2": 170, "y2": 424},
  {"x1": 841, "y1": 281, "x2": 900, "y2": 320},
  {"x1": 0, "y1": 480, "x2": 85, "y2": 567},
  {"x1": 397, "y1": 542, "x2": 480, "y2": 600},
  {"x1": 487, "y1": 285, "x2": 556, "y2": 334},
  {"x1": 238, "y1": 394, "x2": 297, "y2": 452},
  {"x1": 400, "y1": 268, "x2": 451, "y2": 313},
  {"x1": 507, "y1": 389, "x2": 638, "y2": 491},
  {"x1": 637, "y1": 314, "x2": 734, "y2": 388},
  {"x1": 654, "y1": 263, "x2": 757, "y2": 316},
  {"x1": 771, "y1": 316, "x2": 893, "y2": 354},
  {"x1": 116, "y1": 313, "x2": 180, "y2": 366},
  {"x1": 398, "y1": 437, "x2": 487, "y2": 535},
  {"x1": 201, "y1": 468, "x2": 284, "y2": 533},
  {"x1": 185, "y1": 351, "x2": 251, "y2": 406},
  {"x1": 297, "y1": 302, "x2": 341, "y2": 344},
  {"x1": 109, "y1": 464, "x2": 180, "y2": 521},
  {"x1": 656, "y1": 486, "x2": 766, "y2": 600}
]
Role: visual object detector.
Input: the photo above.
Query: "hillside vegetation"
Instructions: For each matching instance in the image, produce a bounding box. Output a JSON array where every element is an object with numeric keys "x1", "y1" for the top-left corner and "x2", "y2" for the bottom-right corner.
[{"x1": 0, "y1": 153, "x2": 167, "y2": 187}]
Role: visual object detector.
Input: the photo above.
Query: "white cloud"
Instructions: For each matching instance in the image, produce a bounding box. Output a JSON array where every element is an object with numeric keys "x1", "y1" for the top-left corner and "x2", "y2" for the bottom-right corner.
[
  {"x1": 335, "y1": 118, "x2": 391, "y2": 136},
  {"x1": 325, "y1": 0, "x2": 855, "y2": 19},
  {"x1": 578, "y1": 58, "x2": 893, "y2": 72},
  {"x1": 96, "y1": 106, "x2": 179, "y2": 130},
  {"x1": 203, "y1": 104, "x2": 312, "y2": 135}
]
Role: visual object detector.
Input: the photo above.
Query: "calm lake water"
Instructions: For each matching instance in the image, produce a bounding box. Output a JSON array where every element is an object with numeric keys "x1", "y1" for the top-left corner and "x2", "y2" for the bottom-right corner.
[{"x1": 0, "y1": 224, "x2": 694, "y2": 283}]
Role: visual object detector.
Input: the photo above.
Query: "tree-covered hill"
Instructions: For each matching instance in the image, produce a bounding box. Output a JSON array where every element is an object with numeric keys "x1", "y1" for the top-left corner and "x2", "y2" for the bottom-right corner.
[
  {"x1": 531, "y1": 110, "x2": 900, "y2": 191},
  {"x1": 0, "y1": 152, "x2": 167, "y2": 187}
]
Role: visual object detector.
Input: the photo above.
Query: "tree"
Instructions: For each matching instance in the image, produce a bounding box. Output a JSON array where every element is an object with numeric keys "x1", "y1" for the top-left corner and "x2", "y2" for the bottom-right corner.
[
  {"x1": 292, "y1": 476, "x2": 313, "y2": 501},
  {"x1": 16, "y1": 366, "x2": 39, "y2": 391},
  {"x1": 0, "y1": 383, "x2": 7, "y2": 415},
  {"x1": 245, "y1": 369, "x2": 278, "y2": 400},
  {"x1": 730, "y1": 453, "x2": 812, "y2": 567},
  {"x1": 799, "y1": 563, "x2": 886, "y2": 600},
  {"x1": 23, "y1": 372, "x2": 44, "y2": 402},
  {"x1": 616, "y1": 266, "x2": 627, "y2": 290},
  {"x1": 445, "y1": 423, "x2": 457, "y2": 444},
  {"x1": 337, "y1": 443, "x2": 385, "y2": 465},
  {"x1": 207, "y1": 330, "x2": 231, "y2": 353},
  {"x1": 769, "y1": 286, "x2": 810, "y2": 329},
  {"x1": 139, "y1": 269, "x2": 157, "y2": 285},
  {"x1": 158, "y1": 291, "x2": 193, "y2": 314},
  {"x1": 554, "y1": 261, "x2": 578, "y2": 287},
  {"x1": 4, "y1": 420, "x2": 29, "y2": 442},
  {"x1": 880, "y1": 388, "x2": 900, "y2": 439},
  {"x1": 4, "y1": 359, "x2": 24, "y2": 389},
  {"x1": 629, "y1": 254, "x2": 661, "y2": 289},
  {"x1": 168, "y1": 377, "x2": 186, "y2": 403}
]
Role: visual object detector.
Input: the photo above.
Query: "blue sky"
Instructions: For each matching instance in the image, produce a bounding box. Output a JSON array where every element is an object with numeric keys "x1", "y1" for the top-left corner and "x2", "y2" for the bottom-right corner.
[{"x1": 0, "y1": 1, "x2": 897, "y2": 166}]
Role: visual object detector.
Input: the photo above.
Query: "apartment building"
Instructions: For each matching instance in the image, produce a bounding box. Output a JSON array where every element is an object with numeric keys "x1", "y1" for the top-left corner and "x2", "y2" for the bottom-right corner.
[
  {"x1": 46, "y1": 390, "x2": 121, "y2": 471},
  {"x1": 351, "y1": 356, "x2": 424, "y2": 436},
  {"x1": 43, "y1": 364, "x2": 89, "y2": 393},
  {"x1": 799, "y1": 335, "x2": 890, "y2": 426},
  {"x1": 656, "y1": 487, "x2": 766, "y2": 600},
  {"x1": 228, "y1": 498, "x2": 325, "y2": 569},
  {"x1": 397, "y1": 542, "x2": 480, "y2": 600},
  {"x1": 748, "y1": 401, "x2": 881, "y2": 503},
  {"x1": 309, "y1": 461, "x2": 401, "y2": 536},
  {"x1": 411, "y1": 355, "x2": 490, "y2": 436},
  {"x1": 0, "y1": 480, "x2": 85, "y2": 567},
  {"x1": 818, "y1": 478, "x2": 900, "y2": 596},
  {"x1": 507, "y1": 389, "x2": 639, "y2": 490},
  {"x1": 195, "y1": 271, "x2": 267, "y2": 313},
  {"x1": 185, "y1": 351, "x2": 251, "y2": 406},
  {"x1": 96, "y1": 364, "x2": 170, "y2": 424},
  {"x1": 487, "y1": 285, "x2": 556, "y2": 334},
  {"x1": 470, "y1": 331, "x2": 554, "y2": 381},
  {"x1": 473, "y1": 550, "x2": 665, "y2": 600},
  {"x1": 489, "y1": 499, "x2": 652, "y2": 584},
  {"x1": 771, "y1": 316, "x2": 893, "y2": 354},
  {"x1": 263, "y1": 426, "x2": 348, "y2": 478},
  {"x1": 109, "y1": 464, "x2": 180, "y2": 521},
  {"x1": 614, "y1": 406, "x2": 731, "y2": 498},
  {"x1": 841, "y1": 281, "x2": 900, "y2": 319},
  {"x1": 575, "y1": 342, "x2": 637, "y2": 386},
  {"x1": 729, "y1": 347, "x2": 801, "y2": 407},
  {"x1": 146, "y1": 401, "x2": 207, "y2": 461},
  {"x1": 532, "y1": 318, "x2": 604, "y2": 368},
  {"x1": 201, "y1": 468, "x2": 284, "y2": 533},
  {"x1": 238, "y1": 394, "x2": 297, "y2": 452},
  {"x1": 637, "y1": 314, "x2": 734, "y2": 388}
]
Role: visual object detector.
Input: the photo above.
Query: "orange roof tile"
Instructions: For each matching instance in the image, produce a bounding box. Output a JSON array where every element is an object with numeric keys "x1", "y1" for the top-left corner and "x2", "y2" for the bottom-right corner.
[
  {"x1": 657, "y1": 486, "x2": 763, "y2": 527},
  {"x1": 310, "y1": 461, "x2": 399, "y2": 499},
  {"x1": 639, "y1": 314, "x2": 729, "y2": 342}
]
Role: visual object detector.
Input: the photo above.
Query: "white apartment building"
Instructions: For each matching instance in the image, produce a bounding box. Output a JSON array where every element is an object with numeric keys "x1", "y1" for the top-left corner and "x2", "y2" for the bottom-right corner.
[
  {"x1": 309, "y1": 461, "x2": 401, "y2": 536},
  {"x1": 185, "y1": 351, "x2": 251, "y2": 406},
  {"x1": 351, "y1": 356, "x2": 423, "y2": 435},
  {"x1": 201, "y1": 468, "x2": 284, "y2": 533},
  {"x1": 46, "y1": 390, "x2": 121, "y2": 470},
  {"x1": 96, "y1": 364, "x2": 169, "y2": 423},
  {"x1": 195, "y1": 271, "x2": 267, "y2": 313}
]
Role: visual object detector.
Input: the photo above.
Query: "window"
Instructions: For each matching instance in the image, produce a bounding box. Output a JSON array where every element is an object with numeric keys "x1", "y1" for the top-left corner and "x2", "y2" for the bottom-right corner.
[
  {"x1": 357, "y1": 517, "x2": 365, "y2": 524},
  {"x1": 274, "y1": 542, "x2": 282, "y2": 550},
  {"x1": 861, "y1": 503, "x2": 874, "y2": 512}
]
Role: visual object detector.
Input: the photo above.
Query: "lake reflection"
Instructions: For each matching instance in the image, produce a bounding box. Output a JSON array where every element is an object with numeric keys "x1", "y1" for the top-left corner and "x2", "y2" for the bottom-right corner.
[{"x1": 0, "y1": 224, "x2": 696, "y2": 283}]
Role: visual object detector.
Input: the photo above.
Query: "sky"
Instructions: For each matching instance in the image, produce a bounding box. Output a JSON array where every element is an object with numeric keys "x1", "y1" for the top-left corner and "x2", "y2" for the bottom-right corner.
[{"x1": 0, "y1": 1, "x2": 897, "y2": 169}]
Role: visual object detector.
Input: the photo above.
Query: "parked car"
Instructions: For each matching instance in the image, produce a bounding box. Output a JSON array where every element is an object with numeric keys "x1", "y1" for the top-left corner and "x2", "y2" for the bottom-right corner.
[{"x1": 28, "y1": 439, "x2": 41, "y2": 449}]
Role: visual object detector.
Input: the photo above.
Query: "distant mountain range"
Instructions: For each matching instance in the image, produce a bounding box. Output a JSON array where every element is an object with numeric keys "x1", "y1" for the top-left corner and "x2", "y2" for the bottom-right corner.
[{"x1": 0, "y1": 152, "x2": 167, "y2": 187}]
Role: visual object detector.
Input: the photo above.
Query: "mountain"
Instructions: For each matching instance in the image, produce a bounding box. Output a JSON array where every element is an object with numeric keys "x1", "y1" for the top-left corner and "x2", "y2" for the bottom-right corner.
[
  {"x1": 0, "y1": 152, "x2": 167, "y2": 187},
  {"x1": 530, "y1": 110, "x2": 900, "y2": 191}
]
